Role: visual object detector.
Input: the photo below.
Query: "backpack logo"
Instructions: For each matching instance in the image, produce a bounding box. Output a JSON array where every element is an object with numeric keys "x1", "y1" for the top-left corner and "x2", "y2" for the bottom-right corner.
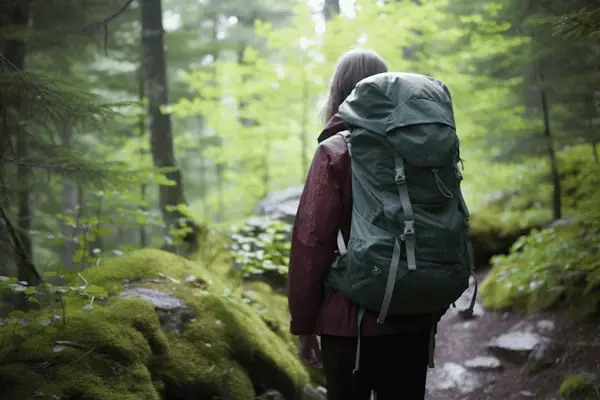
[{"x1": 372, "y1": 266, "x2": 382, "y2": 276}]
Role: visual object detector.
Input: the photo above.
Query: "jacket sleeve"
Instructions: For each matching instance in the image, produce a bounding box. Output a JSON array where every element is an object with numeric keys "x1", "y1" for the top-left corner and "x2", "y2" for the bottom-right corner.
[{"x1": 288, "y1": 144, "x2": 342, "y2": 335}]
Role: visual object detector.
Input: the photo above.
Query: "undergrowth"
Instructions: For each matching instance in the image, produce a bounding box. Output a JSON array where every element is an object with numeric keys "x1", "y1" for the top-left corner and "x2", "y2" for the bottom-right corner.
[
  {"x1": 480, "y1": 145, "x2": 600, "y2": 317},
  {"x1": 227, "y1": 216, "x2": 292, "y2": 281}
]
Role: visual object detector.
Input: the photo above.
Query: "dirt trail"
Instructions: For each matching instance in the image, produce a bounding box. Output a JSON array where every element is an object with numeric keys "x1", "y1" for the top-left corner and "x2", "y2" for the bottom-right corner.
[{"x1": 425, "y1": 269, "x2": 600, "y2": 400}]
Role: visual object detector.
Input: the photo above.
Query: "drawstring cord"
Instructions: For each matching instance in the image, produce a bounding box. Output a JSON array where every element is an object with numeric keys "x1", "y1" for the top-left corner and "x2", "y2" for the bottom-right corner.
[{"x1": 432, "y1": 169, "x2": 454, "y2": 198}]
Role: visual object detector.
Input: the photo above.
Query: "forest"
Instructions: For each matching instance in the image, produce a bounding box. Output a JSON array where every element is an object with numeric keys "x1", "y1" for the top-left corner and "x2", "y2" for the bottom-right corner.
[{"x1": 0, "y1": 0, "x2": 599, "y2": 399}]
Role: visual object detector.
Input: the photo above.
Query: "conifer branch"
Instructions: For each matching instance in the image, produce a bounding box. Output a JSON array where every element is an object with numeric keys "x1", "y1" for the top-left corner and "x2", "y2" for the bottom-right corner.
[{"x1": 82, "y1": 0, "x2": 136, "y2": 54}]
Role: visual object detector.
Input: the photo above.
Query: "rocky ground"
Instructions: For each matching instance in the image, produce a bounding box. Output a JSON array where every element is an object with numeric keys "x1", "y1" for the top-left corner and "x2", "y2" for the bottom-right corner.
[{"x1": 425, "y1": 269, "x2": 600, "y2": 400}]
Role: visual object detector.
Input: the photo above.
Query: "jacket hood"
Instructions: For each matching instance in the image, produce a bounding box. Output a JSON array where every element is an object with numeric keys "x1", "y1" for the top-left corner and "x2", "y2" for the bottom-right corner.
[
  {"x1": 317, "y1": 114, "x2": 347, "y2": 143},
  {"x1": 337, "y1": 72, "x2": 456, "y2": 135}
]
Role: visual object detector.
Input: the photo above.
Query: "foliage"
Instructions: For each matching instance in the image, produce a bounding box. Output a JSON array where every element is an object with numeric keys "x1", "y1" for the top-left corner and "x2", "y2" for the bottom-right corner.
[
  {"x1": 0, "y1": 70, "x2": 126, "y2": 185},
  {"x1": 559, "y1": 373, "x2": 600, "y2": 400},
  {"x1": 2, "y1": 3, "x2": 600, "y2": 396},
  {"x1": 480, "y1": 145, "x2": 600, "y2": 317},
  {"x1": 227, "y1": 216, "x2": 292, "y2": 281},
  {"x1": 241, "y1": 281, "x2": 293, "y2": 342},
  {"x1": 552, "y1": 7, "x2": 600, "y2": 38},
  {"x1": 0, "y1": 272, "x2": 109, "y2": 357},
  {"x1": 0, "y1": 249, "x2": 310, "y2": 400}
]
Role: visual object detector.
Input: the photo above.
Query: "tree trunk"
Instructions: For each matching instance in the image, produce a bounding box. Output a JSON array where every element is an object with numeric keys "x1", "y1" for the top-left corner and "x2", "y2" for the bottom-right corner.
[
  {"x1": 216, "y1": 162, "x2": 224, "y2": 222},
  {"x1": 137, "y1": 68, "x2": 148, "y2": 247},
  {"x1": 586, "y1": 93, "x2": 599, "y2": 164},
  {"x1": 16, "y1": 134, "x2": 33, "y2": 282},
  {"x1": 59, "y1": 123, "x2": 77, "y2": 270},
  {"x1": 539, "y1": 64, "x2": 561, "y2": 220},
  {"x1": 235, "y1": 35, "x2": 267, "y2": 202},
  {"x1": 300, "y1": 60, "x2": 309, "y2": 181},
  {"x1": 89, "y1": 191, "x2": 103, "y2": 256},
  {"x1": 211, "y1": 18, "x2": 222, "y2": 222},
  {"x1": 4, "y1": 0, "x2": 38, "y2": 285},
  {"x1": 140, "y1": 0, "x2": 192, "y2": 238},
  {"x1": 323, "y1": 0, "x2": 340, "y2": 20},
  {"x1": 0, "y1": 207, "x2": 11, "y2": 276},
  {"x1": 198, "y1": 119, "x2": 210, "y2": 221}
]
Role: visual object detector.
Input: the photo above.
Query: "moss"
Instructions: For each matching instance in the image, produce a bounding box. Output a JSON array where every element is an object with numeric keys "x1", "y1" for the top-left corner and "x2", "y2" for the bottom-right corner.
[
  {"x1": 158, "y1": 290, "x2": 308, "y2": 399},
  {"x1": 480, "y1": 262, "x2": 528, "y2": 311},
  {"x1": 0, "y1": 249, "x2": 309, "y2": 400},
  {"x1": 107, "y1": 297, "x2": 170, "y2": 356},
  {"x1": 240, "y1": 281, "x2": 330, "y2": 388},
  {"x1": 477, "y1": 145, "x2": 600, "y2": 315},
  {"x1": 470, "y1": 194, "x2": 549, "y2": 267},
  {"x1": 157, "y1": 339, "x2": 255, "y2": 400},
  {"x1": 0, "y1": 296, "x2": 164, "y2": 399},
  {"x1": 81, "y1": 248, "x2": 226, "y2": 295},
  {"x1": 480, "y1": 212, "x2": 600, "y2": 317},
  {"x1": 242, "y1": 281, "x2": 293, "y2": 343},
  {"x1": 211, "y1": 294, "x2": 307, "y2": 397},
  {"x1": 559, "y1": 373, "x2": 599, "y2": 399}
]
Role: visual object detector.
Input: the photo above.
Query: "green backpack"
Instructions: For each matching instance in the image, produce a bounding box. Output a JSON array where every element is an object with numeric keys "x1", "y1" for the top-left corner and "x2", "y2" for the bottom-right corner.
[{"x1": 327, "y1": 72, "x2": 477, "y2": 369}]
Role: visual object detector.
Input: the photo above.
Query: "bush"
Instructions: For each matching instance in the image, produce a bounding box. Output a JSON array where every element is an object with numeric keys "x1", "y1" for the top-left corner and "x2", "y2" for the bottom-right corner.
[
  {"x1": 227, "y1": 217, "x2": 292, "y2": 287},
  {"x1": 480, "y1": 145, "x2": 600, "y2": 317}
]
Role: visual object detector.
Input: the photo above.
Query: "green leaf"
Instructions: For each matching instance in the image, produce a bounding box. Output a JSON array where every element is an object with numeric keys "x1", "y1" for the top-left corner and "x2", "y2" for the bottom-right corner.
[{"x1": 85, "y1": 284, "x2": 108, "y2": 298}]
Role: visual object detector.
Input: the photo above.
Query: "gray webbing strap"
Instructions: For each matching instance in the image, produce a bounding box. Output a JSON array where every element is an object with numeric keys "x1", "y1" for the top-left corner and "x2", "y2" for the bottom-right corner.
[
  {"x1": 331, "y1": 230, "x2": 346, "y2": 269},
  {"x1": 464, "y1": 235, "x2": 478, "y2": 316},
  {"x1": 337, "y1": 230, "x2": 346, "y2": 255},
  {"x1": 428, "y1": 322, "x2": 436, "y2": 368},
  {"x1": 352, "y1": 307, "x2": 366, "y2": 375},
  {"x1": 394, "y1": 156, "x2": 417, "y2": 271},
  {"x1": 377, "y1": 238, "x2": 402, "y2": 324},
  {"x1": 456, "y1": 167, "x2": 477, "y2": 316}
]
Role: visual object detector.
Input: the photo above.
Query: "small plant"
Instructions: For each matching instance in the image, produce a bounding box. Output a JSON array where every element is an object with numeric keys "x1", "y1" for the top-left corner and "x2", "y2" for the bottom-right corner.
[
  {"x1": 227, "y1": 217, "x2": 292, "y2": 281},
  {"x1": 480, "y1": 145, "x2": 600, "y2": 317},
  {"x1": 0, "y1": 273, "x2": 109, "y2": 364}
]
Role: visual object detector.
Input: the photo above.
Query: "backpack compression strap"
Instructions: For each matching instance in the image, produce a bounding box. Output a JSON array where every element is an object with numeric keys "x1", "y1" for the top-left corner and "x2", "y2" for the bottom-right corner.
[
  {"x1": 331, "y1": 229, "x2": 366, "y2": 376},
  {"x1": 393, "y1": 156, "x2": 417, "y2": 271},
  {"x1": 331, "y1": 230, "x2": 346, "y2": 269},
  {"x1": 376, "y1": 156, "x2": 417, "y2": 324},
  {"x1": 455, "y1": 166, "x2": 477, "y2": 317}
]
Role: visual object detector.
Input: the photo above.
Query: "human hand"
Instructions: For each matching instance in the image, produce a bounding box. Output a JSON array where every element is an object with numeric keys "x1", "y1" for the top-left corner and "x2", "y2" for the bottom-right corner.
[{"x1": 297, "y1": 334, "x2": 322, "y2": 369}]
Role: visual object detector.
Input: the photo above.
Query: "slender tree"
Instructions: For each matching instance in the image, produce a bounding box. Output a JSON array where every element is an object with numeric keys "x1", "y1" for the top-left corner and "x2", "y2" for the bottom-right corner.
[{"x1": 140, "y1": 0, "x2": 197, "y2": 244}]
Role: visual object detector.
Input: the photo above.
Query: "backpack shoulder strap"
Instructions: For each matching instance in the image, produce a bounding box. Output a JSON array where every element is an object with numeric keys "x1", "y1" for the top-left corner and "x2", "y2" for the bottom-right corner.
[
  {"x1": 331, "y1": 130, "x2": 351, "y2": 268},
  {"x1": 338, "y1": 130, "x2": 350, "y2": 140}
]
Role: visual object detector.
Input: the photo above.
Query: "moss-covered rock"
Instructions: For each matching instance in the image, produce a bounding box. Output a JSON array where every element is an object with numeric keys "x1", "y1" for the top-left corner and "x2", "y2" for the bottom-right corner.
[
  {"x1": 0, "y1": 249, "x2": 309, "y2": 400},
  {"x1": 240, "y1": 282, "x2": 326, "y2": 388},
  {"x1": 480, "y1": 145, "x2": 600, "y2": 316},
  {"x1": 479, "y1": 216, "x2": 600, "y2": 317},
  {"x1": 470, "y1": 191, "x2": 549, "y2": 268},
  {"x1": 559, "y1": 373, "x2": 599, "y2": 399},
  {"x1": 471, "y1": 144, "x2": 600, "y2": 273},
  {"x1": 0, "y1": 295, "x2": 167, "y2": 400}
]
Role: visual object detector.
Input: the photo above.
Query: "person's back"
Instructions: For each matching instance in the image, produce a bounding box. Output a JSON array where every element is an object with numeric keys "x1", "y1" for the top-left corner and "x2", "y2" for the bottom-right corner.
[{"x1": 287, "y1": 50, "x2": 474, "y2": 400}]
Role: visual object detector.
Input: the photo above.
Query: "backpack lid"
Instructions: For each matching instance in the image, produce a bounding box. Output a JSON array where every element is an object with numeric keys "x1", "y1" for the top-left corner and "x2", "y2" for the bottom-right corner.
[{"x1": 338, "y1": 72, "x2": 456, "y2": 135}]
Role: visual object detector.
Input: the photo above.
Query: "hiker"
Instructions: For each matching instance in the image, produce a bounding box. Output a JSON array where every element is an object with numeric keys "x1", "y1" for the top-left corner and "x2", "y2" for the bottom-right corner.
[{"x1": 287, "y1": 49, "x2": 476, "y2": 400}]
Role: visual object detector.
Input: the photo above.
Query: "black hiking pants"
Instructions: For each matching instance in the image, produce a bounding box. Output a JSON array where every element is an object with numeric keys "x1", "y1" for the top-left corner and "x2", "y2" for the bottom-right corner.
[{"x1": 321, "y1": 330, "x2": 430, "y2": 400}]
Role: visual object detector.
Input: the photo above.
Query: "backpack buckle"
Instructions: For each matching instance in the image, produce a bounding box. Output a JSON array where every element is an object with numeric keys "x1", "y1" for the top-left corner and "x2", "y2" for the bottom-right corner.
[
  {"x1": 394, "y1": 167, "x2": 406, "y2": 184},
  {"x1": 455, "y1": 166, "x2": 463, "y2": 181},
  {"x1": 466, "y1": 226, "x2": 474, "y2": 239},
  {"x1": 403, "y1": 220, "x2": 415, "y2": 237}
]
